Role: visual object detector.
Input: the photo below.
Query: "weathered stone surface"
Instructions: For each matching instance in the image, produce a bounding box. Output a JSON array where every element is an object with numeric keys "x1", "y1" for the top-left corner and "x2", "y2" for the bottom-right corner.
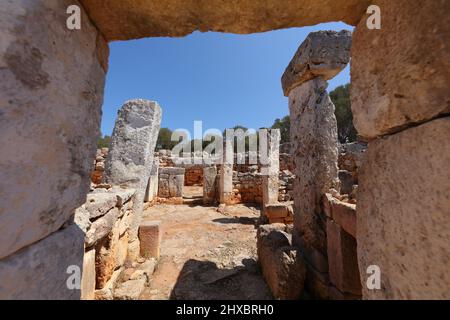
[
  {"x1": 257, "y1": 224, "x2": 306, "y2": 299},
  {"x1": 351, "y1": 0, "x2": 450, "y2": 139},
  {"x1": 323, "y1": 194, "x2": 356, "y2": 238},
  {"x1": 160, "y1": 167, "x2": 185, "y2": 176},
  {"x1": 144, "y1": 160, "x2": 159, "y2": 202},
  {"x1": 94, "y1": 267, "x2": 123, "y2": 300},
  {"x1": 104, "y1": 99, "x2": 162, "y2": 241},
  {"x1": 81, "y1": 248, "x2": 96, "y2": 300},
  {"x1": 261, "y1": 129, "x2": 280, "y2": 206},
  {"x1": 203, "y1": 166, "x2": 217, "y2": 205},
  {"x1": 113, "y1": 278, "x2": 146, "y2": 300},
  {"x1": 282, "y1": 30, "x2": 352, "y2": 96},
  {"x1": 80, "y1": 0, "x2": 370, "y2": 41},
  {"x1": 95, "y1": 222, "x2": 120, "y2": 289},
  {"x1": 85, "y1": 208, "x2": 120, "y2": 247},
  {"x1": 115, "y1": 232, "x2": 129, "y2": 268},
  {"x1": 0, "y1": 223, "x2": 84, "y2": 299},
  {"x1": 289, "y1": 78, "x2": 340, "y2": 255},
  {"x1": 0, "y1": 0, "x2": 107, "y2": 259},
  {"x1": 85, "y1": 192, "x2": 118, "y2": 219},
  {"x1": 158, "y1": 167, "x2": 185, "y2": 198},
  {"x1": 358, "y1": 118, "x2": 450, "y2": 299},
  {"x1": 74, "y1": 205, "x2": 91, "y2": 233},
  {"x1": 219, "y1": 140, "x2": 234, "y2": 204},
  {"x1": 327, "y1": 220, "x2": 361, "y2": 296},
  {"x1": 139, "y1": 220, "x2": 162, "y2": 259}
]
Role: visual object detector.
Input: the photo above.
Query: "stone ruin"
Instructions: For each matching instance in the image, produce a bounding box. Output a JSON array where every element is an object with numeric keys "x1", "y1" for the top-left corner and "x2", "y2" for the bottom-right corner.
[{"x1": 0, "y1": 0, "x2": 449, "y2": 300}]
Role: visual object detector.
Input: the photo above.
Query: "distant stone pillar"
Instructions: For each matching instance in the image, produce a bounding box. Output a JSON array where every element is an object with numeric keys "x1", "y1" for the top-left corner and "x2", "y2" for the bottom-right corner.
[
  {"x1": 203, "y1": 166, "x2": 217, "y2": 205},
  {"x1": 103, "y1": 99, "x2": 162, "y2": 258},
  {"x1": 282, "y1": 30, "x2": 351, "y2": 299},
  {"x1": 261, "y1": 129, "x2": 280, "y2": 206},
  {"x1": 219, "y1": 136, "x2": 234, "y2": 204},
  {"x1": 144, "y1": 157, "x2": 159, "y2": 203}
]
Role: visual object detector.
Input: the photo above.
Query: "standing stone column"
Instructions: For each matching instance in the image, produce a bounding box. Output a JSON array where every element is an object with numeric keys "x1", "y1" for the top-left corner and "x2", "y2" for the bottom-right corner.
[
  {"x1": 261, "y1": 129, "x2": 280, "y2": 206},
  {"x1": 219, "y1": 136, "x2": 234, "y2": 204},
  {"x1": 103, "y1": 99, "x2": 162, "y2": 259},
  {"x1": 203, "y1": 166, "x2": 217, "y2": 205},
  {"x1": 282, "y1": 30, "x2": 351, "y2": 298}
]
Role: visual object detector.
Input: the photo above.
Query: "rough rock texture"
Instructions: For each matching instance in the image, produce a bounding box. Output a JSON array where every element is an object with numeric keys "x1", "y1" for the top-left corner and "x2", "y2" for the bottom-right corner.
[
  {"x1": 139, "y1": 221, "x2": 162, "y2": 259},
  {"x1": 114, "y1": 278, "x2": 146, "y2": 300},
  {"x1": 203, "y1": 166, "x2": 217, "y2": 205},
  {"x1": 104, "y1": 99, "x2": 162, "y2": 241},
  {"x1": 351, "y1": 0, "x2": 450, "y2": 139},
  {"x1": 327, "y1": 220, "x2": 361, "y2": 296},
  {"x1": 257, "y1": 224, "x2": 306, "y2": 299},
  {"x1": 0, "y1": 0, "x2": 107, "y2": 259},
  {"x1": 323, "y1": 193, "x2": 356, "y2": 238},
  {"x1": 80, "y1": 0, "x2": 369, "y2": 41},
  {"x1": 282, "y1": 30, "x2": 352, "y2": 96},
  {"x1": 219, "y1": 140, "x2": 234, "y2": 204},
  {"x1": 158, "y1": 167, "x2": 185, "y2": 198},
  {"x1": 358, "y1": 118, "x2": 450, "y2": 299},
  {"x1": 0, "y1": 223, "x2": 85, "y2": 299},
  {"x1": 289, "y1": 78, "x2": 339, "y2": 256},
  {"x1": 261, "y1": 129, "x2": 280, "y2": 206},
  {"x1": 81, "y1": 248, "x2": 96, "y2": 300}
]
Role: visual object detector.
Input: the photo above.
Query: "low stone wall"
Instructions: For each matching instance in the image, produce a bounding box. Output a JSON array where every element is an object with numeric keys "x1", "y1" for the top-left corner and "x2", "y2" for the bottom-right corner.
[
  {"x1": 157, "y1": 167, "x2": 185, "y2": 203},
  {"x1": 184, "y1": 165, "x2": 203, "y2": 186},
  {"x1": 75, "y1": 186, "x2": 135, "y2": 299}
]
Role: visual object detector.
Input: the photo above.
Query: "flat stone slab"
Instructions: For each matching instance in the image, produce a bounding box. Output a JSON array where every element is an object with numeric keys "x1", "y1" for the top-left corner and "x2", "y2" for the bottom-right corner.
[{"x1": 281, "y1": 30, "x2": 352, "y2": 96}]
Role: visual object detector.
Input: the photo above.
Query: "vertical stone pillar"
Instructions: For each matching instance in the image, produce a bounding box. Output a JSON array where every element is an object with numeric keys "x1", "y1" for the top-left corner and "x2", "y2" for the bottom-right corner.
[
  {"x1": 203, "y1": 166, "x2": 217, "y2": 205},
  {"x1": 144, "y1": 157, "x2": 159, "y2": 203},
  {"x1": 282, "y1": 30, "x2": 351, "y2": 298},
  {"x1": 351, "y1": 0, "x2": 450, "y2": 299},
  {"x1": 103, "y1": 99, "x2": 162, "y2": 259},
  {"x1": 0, "y1": 0, "x2": 107, "y2": 299},
  {"x1": 219, "y1": 136, "x2": 234, "y2": 204},
  {"x1": 261, "y1": 129, "x2": 280, "y2": 206}
]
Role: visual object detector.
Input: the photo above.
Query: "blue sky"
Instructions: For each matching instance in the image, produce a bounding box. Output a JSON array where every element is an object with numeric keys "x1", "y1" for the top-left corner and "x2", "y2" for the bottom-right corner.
[{"x1": 101, "y1": 22, "x2": 352, "y2": 136}]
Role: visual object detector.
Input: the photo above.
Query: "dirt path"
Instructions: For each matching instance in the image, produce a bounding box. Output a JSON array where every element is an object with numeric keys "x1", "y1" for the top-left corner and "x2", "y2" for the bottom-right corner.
[{"x1": 140, "y1": 202, "x2": 273, "y2": 300}]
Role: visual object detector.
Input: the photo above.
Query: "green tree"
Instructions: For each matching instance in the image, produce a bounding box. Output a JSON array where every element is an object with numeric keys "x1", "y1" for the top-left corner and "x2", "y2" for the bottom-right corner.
[
  {"x1": 329, "y1": 84, "x2": 357, "y2": 143},
  {"x1": 156, "y1": 127, "x2": 178, "y2": 150},
  {"x1": 97, "y1": 135, "x2": 111, "y2": 149},
  {"x1": 271, "y1": 115, "x2": 290, "y2": 144}
]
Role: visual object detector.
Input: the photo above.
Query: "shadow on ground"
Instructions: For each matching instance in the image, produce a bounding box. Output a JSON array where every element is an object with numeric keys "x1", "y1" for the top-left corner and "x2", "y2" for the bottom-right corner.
[{"x1": 169, "y1": 258, "x2": 273, "y2": 300}]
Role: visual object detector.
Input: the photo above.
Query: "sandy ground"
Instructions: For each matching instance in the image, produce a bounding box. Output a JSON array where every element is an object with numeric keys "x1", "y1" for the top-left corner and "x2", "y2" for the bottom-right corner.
[{"x1": 140, "y1": 196, "x2": 273, "y2": 300}]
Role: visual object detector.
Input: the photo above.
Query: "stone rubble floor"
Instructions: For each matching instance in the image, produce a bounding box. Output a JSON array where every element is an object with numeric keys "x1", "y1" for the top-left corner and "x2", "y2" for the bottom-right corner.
[{"x1": 140, "y1": 199, "x2": 273, "y2": 300}]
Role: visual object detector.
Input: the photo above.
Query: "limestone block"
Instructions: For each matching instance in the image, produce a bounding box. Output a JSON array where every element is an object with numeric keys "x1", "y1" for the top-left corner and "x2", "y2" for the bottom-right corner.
[
  {"x1": 113, "y1": 278, "x2": 146, "y2": 300},
  {"x1": 358, "y1": 118, "x2": 450, "y2": 299},
  {"x1": 104, "y1": 99, "x2": 162, "y2": 240},
  {"x1": 257, "y1": 224, "x2": 306, "y2": 299},
  {"x1": 0, "y1": 0, "x2": 107, "y2": 259},
  {"x1": 115, "y1": 232, "x2": 129, "y2": 269},
  {"x1": 160, "y1": 167, "x2": 185, "y2": 176},
  {"x1": 94, "y1": 267, "x2": 123, "y2": 300},
  {"x1": 327, "y1": 220, "x2": 361, "y2": 296},
  {"x1": 81, "y1": 248, "x2": 96, "y2": 300},
  {"x1": 282, "y1": 30, "x2": 352, "y2": 96},
  {"x1": 169, "y1": 173, "x2": 184, "y2": 198},
  {"x1": 85, "y1": 207, "x2": 120, "y2": 248},
  {"x1": 203, "y1": 166, "x2": 217, "y2": 204},
  {"x1": 94, "y1": 221, "x2": 120, "y2": 289},
  {"x1": 139, "y1": 221, "x2": 162, "y2": 259},
  {"x1": 323, "y1": 194, "x2": 356, "y2": 238},
  {"x1": 351, "y1": 0, "x2": 450, "y2": 139},
  {"x1": 0, "y1": 223, "x2": 85, "y2": 299},
  {"x1": 85, "y1": 192, "x2": 118, "y2": 219},
  {"x1": 289, "y1": 78, "x2": 339, "y2": 255},
  {"x1": 80, "y1": 0, "x2": 369, "y2": 41}
]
